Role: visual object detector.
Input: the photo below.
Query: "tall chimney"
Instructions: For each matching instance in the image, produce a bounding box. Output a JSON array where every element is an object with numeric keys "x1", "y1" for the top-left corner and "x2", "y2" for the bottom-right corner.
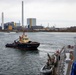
[
  {"x1": 2, "y1": 12, "x2": 4, "y2": 30},
  {"x1": 22, "y1": 1, "x2": 24, "y2": 27}
]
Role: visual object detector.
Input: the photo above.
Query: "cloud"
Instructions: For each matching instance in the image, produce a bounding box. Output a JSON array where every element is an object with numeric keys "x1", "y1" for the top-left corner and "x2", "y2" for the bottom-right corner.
[
  {"x1": 26, "y1": 0, "x2": 76, "y2": 3},
  {"x1": 0, "y1": 0, "x2": 76, "y2": 3}
]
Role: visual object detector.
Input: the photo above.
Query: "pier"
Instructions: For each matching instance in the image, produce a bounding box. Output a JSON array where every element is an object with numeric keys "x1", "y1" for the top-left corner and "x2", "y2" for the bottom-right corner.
[
  {"x1": 40, "y1": 45, "x2": 74, "y2": 75},
  {"x1": 56, "y1": 45, "x2": 74, "y2": 75}
]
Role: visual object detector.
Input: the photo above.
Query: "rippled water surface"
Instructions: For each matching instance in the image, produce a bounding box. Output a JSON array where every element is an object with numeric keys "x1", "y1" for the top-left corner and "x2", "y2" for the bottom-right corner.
[{"x1": 0, "y1": 32, "x2": 76, "y2": 75}]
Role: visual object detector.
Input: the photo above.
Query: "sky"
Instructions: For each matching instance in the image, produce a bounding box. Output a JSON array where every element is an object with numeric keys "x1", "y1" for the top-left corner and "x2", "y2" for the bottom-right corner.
[{"x1": 0, "y1": 0, "x2": 76, "y2": 28}]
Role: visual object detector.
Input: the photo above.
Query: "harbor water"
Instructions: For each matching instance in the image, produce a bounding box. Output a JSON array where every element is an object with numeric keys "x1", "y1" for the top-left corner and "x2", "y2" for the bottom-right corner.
[{"x1": 0, "y1": 32, "x2": 76, "y2": 75}]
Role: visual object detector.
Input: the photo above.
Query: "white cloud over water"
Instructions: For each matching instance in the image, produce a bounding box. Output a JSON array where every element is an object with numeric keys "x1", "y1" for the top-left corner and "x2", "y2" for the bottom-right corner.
[{"x1": 0, "y1": 0, "x2": 76, "y2": 27}]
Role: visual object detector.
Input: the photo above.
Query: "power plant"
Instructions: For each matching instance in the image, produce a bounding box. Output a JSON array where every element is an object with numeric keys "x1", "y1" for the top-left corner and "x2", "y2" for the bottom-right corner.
[{"x1": 0, "y1": 1, "x2": 44, "y2": 31}]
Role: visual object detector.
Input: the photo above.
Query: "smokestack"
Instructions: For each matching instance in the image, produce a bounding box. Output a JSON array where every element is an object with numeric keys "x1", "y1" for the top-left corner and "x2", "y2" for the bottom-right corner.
[
  {"x1": 2, "y1": 12, "x2": 4, "y2": 30},
  {"x1": 22, "y1": 1, "x2": 24, "y2": 27}
]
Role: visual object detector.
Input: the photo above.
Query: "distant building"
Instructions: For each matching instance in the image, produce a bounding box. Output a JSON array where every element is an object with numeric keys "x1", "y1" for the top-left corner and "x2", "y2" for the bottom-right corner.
[
  {"x1": 27, "y1": 18, "x2": 36, "y2": 28},
  {"x1": 31, "y1": 26, "x2": 44, "y2": 29},
  {"x1": 0, "y1": 26, "x2": 2, "y2": 30},
  {"x1": 4, "y1": 22, "x2": 14, "y2": 30},
  {"x1": 15, "y1": 26, "x2": 23, "y2": 31},
  {"x1": 50, "y1": 26, "x2": 55, "y2": 30},
  {"x1": 4, "y1": 22, "x2": 21, "y2": 30},
  {"x1": 14, "y1": 23, "x2": 20, "y2": 27}
]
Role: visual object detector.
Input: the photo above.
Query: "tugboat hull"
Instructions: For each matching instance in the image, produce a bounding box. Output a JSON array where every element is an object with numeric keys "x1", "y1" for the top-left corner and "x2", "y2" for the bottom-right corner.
[{"x1": 5, "y1": 42, "x2": 40, "y2": 50}]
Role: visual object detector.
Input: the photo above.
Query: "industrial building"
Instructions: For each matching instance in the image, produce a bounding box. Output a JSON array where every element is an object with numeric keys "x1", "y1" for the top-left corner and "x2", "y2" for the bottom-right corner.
[
  {"x1": 4, "y1": 22, "x2": 20, "y2": 30},
  {"x1": 31, "y1": 26, "x2": 44, "y2": 29},
  {"x1": 4, "y1": 22, "x2": 14, "y2": 30},
  {"x1": 27, "y1": 18, "x2": 36, "y2": 28}
]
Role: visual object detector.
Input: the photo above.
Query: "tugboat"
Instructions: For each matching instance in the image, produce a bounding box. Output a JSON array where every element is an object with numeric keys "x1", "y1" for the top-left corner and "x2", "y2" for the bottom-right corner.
[{"x1": 5, "y1": 32, "x2": 40, "y2": 50}]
